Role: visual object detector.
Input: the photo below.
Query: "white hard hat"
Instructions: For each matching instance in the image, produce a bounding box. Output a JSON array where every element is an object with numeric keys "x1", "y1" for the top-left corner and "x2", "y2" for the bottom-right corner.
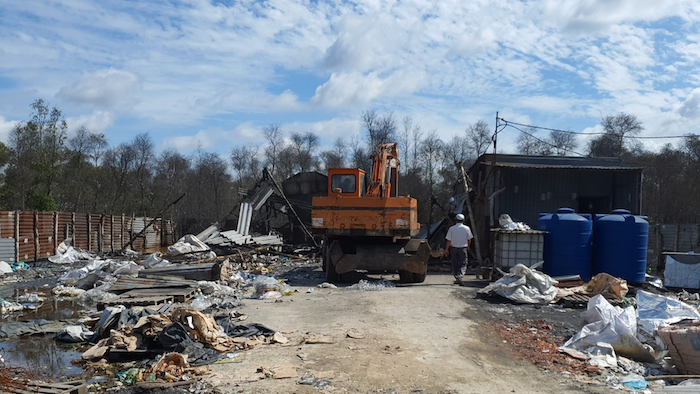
[{"x1": 455, "y1": 213, "x2": 465, "y2": 221}]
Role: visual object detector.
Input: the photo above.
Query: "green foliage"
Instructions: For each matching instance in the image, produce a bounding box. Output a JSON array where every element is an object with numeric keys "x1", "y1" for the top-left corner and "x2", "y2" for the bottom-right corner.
[{"x1": 25, "y1": 190, "x2": 57, "y2": 211}]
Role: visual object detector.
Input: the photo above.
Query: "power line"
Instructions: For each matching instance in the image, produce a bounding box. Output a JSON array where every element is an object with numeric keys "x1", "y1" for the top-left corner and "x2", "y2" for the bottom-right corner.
[
  {"x1": 500, "y1": 118, "x2": 696, "y2": 140},
  {"x1": 504, "y1": 122, "x2": 588, "y2": 157}
]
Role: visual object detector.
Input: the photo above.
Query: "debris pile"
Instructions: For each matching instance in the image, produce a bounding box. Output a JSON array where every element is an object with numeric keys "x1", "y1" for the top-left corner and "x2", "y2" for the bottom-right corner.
[{"x1": 197, "y1": 223, "x2": 284, "y2": 249}]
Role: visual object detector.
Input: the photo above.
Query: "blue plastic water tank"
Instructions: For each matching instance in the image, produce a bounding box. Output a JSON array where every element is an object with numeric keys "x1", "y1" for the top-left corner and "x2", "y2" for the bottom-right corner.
[
  {"x1": 538, "y1": 208, "x2": 593, "y2": 279},
  {"x1": 593, "y1": 209, "x2": 649, "y2": 283}
]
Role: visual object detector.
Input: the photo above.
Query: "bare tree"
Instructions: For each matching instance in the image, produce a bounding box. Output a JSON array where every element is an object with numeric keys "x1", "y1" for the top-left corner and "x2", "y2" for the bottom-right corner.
[
  {"x1": 362, "y1": 110, "x2": 397, "y2": 154},
  {"x1": 420, "y1": 130, "x2": 444, "y2": 191},
  {"x1": 465, "y1": 119, "x2": 491, "y2": 159},
  {"x1": 517, "y1": 128, "x2": 552, "y2": 155},
  {"x1": 262, "y1": 123, "x2": 283, "y2": 176},
  {"x1": 102, "y1": 143, "x2": 136, "y2": 212},
  {"x1": 401, "y1": 116, "x2": 421, "y2": 171},
  {"x1": 290, "y1": 131, "x2": 320, "y2": 173},
  {"x1": 588, "y1": 112, "x2": 643, "y2": 158},
  {"x1": 549, "y1": 130, "x2": 578, "y2": 156},
  {"x1": 319, "y1": 137, "x2": 346, "y2": 170}
]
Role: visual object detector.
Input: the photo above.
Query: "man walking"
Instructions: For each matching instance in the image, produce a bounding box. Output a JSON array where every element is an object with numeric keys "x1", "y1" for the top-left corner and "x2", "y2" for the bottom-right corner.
[{"x1": 444, "y1": 213, "x2": 473, "y2": 285}]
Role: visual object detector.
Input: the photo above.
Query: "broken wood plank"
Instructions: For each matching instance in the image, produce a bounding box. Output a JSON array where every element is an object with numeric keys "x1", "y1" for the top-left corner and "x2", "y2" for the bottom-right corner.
[{"x1": 7, "y1": 381, "x2": 87, "y2": 394}]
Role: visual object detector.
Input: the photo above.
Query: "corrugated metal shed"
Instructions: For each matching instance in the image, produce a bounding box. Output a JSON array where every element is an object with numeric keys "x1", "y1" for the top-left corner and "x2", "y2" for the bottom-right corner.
[{"x1": 467, "y1": 153, "x2": 643, "y2": 263}]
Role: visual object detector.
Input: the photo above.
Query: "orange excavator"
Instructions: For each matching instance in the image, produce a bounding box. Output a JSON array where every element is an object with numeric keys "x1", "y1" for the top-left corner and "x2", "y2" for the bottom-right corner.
[{"x1": 311, "y1": 143, "x2": 431, "y2": 283}]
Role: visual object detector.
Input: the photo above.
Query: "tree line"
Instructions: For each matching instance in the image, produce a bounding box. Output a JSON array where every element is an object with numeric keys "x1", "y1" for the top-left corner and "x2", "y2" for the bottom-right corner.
[{"x1": 2, "y1": 99, "x2": 698, "y2": 237}]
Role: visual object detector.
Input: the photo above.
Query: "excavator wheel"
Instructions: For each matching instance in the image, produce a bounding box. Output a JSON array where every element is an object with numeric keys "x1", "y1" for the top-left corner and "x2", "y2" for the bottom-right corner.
[
  {"x1": 321, "y1": 243, "x2": 328, "y2": 273},
  {"x1": 399, "y1": 270, "x2": 427, "y2": 283},
  {"x1": 325, "y1": 249, "x2": 339, "y2": 282}
]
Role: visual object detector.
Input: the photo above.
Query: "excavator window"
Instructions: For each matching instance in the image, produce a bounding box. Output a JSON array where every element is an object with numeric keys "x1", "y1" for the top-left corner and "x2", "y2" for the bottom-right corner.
[{"x1": 331, "y1": 174, "x2": 356, "y2": 193}]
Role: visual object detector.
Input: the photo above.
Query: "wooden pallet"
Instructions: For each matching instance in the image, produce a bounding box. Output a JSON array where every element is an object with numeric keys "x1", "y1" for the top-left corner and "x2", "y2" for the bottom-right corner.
[
  {"x1": 558, "y1": 293, "x2": 625, "y2": 308},
  {"x1": 7, "y1": 380, "x2": 87, "y2": 394},
  {"x1": 121, "y1": 286, "x2": 197, "y2": 302},
  {"x1": 108, "y1": 276, "x2": 196, "y2": 293},
  {"x1": 97, "y1": 295, "x2": 174, "y2": 310}
]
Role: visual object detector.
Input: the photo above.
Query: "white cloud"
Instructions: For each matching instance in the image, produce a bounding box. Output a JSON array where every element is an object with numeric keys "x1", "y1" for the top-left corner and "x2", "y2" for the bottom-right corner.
[
  {"x1": 162, "y1": 122, "x2": 263, "y2": 154},
  {"x1": 0, "y1": 116, "x2": 19, "y2": 144},
  {"x1": 57, "y1": 69, "x2": 142, "y2": 108},
  {"x1": 65, "y1": 110, "x2": 116, "y2": 136},
  {"x1": 311, "y1": 70, "x2": 425, "y2": 108},
  {"x1": 677, "y1": 88, "x2": 700, "y2": 119}
]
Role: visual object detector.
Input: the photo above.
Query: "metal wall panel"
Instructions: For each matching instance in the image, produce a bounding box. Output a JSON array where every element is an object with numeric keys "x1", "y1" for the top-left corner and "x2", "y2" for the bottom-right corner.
[
  {"x1": 56, "y1": 212, "x2": 73, "y2": 242},
  {"x1": 36, "y1": 211, "x2": 54, "y2": 258},
  {"x1": 0, "y1": 211, "x2": 14, "y2": 238},
  {"x1": 497, "y1": 168, "x2": 641, "y2": 228},
  {"x1": 89, "y1": 215, "x2": 100, "y2": 251},
  {"x1": 73, "y1": 213, "x2": 89, "y2": 250},
  {"x1": 0, "y1": 238, "x2": 15, "y2": 263},
  {"x1": 0, "y1": 210, "x2": 174, "y2": 260},
  {"x1": 17, "y1": 211, "x2": 34, "y2": 261},
  {"x1": 102, "y1": 216, "x2": 113, "y2": 252}
]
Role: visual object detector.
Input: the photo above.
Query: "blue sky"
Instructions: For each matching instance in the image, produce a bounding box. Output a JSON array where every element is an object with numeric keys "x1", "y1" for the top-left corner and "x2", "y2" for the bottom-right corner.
[{"x1": 1, "y1": 0, "x2": 700, "y2": 156}]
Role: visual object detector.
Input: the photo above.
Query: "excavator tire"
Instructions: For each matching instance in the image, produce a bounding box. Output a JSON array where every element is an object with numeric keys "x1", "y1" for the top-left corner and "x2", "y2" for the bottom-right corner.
[
  {"x1": 398, "y1": 270, "x2": 414, "y2": 283},
  {"x1": 321, "y1": 243, "x2": 328, "y2": 273},
  {"x1": 399, "y1": 270, "x2": 427, "y2": 283},
  {"x1": 325, "y1": 252, "x2": 339, "y2": 282}
]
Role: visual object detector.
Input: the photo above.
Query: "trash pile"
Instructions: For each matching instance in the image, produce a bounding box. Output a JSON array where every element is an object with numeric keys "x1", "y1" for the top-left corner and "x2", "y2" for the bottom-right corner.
[
  {"x1": 0, "y1": 229, "x2": 326, "y2": 392},
  {"x1": 480, "y1": 263, "x2": 700, "y2": 391},
  {"x1": 556, "y1": 290, "x2": 700, "y2": 390}
]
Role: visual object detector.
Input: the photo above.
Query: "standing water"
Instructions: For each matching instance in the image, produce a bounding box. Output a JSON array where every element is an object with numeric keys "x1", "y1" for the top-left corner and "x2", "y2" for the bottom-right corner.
[{"x1": 1, "y1": 287, "x2": 86, "y2": 378}]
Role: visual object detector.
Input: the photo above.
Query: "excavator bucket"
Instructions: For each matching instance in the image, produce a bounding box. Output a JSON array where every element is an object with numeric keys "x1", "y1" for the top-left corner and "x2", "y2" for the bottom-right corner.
[{"x1": 327, "y1": 238, "x2": 431, "y2": 283}]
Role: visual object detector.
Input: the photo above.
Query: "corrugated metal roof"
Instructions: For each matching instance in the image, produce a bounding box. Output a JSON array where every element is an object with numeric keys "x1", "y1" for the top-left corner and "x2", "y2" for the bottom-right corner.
[{"x1": 474, "y1": 154, "x2": 642, "y2": 170}]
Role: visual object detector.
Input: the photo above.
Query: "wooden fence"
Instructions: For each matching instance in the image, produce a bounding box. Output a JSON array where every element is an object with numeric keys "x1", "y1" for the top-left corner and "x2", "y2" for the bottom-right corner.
[{"x1": 0, "y1": 211, "x2": 175, "y2": 263}]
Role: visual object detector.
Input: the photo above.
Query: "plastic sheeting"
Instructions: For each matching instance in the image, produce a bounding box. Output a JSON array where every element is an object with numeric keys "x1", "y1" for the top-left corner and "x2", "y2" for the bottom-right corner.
[
  {"x1": 55, "y1": 325, "x2": 94, "y2": 343},
  {"x1": 0, "y1": 261, "x2": 12, "y2": 274},
  {"x1": 637, "y1": 290, "x2": 700, "y2": 339},
  {"x1": 49, "y1": 239, "x2": 95, "y2": 264},
  {"x1": 167, "y1": 234, "x2": 216, "y2": 259},
  {"x1": 560, "y1": 295, "x2": 657, "y2": 363},
  {"x1": 140, "y1": 253, "x2": 172, "y2": 268},
  {"x1": 664, "y1": 254, "x2": 700, "y2": 289},
  {"x1": 478, "y1": 264, "x2": 558, "y2": 304}
]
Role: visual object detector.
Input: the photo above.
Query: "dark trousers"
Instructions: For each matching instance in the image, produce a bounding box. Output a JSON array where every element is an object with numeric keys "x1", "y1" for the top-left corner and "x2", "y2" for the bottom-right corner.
[{"x1": 450, "y1": 247, "x2": 467, "y2": 279}]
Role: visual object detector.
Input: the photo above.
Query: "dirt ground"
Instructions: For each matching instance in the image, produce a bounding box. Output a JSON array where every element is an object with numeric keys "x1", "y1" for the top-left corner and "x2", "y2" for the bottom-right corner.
[{"x1": 207, "y1": 267, "x2": 610, "y2": 394}]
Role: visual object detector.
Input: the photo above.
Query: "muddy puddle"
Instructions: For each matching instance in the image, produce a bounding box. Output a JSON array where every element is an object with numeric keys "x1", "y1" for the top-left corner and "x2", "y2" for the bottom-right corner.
[
  {"x1": 1, "y1": 287, "x2": 87, "y2": 377},
  {"x1": 0, "y1": 335, "x2": 84, "y2": 377}
]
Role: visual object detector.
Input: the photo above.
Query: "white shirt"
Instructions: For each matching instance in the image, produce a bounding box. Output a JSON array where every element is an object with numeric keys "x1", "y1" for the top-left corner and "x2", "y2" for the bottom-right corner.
[{"x1": 446, "y1": 223, "x2": 473, "y2": 248}]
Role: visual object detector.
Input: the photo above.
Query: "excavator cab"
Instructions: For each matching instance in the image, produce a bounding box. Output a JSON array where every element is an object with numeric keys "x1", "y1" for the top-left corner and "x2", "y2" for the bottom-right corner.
[
  {"x1": 312, "y1": 143, "x2": 431, "y2": 283},
  {"x1": 329, "y1": 169, "x2": 365, "y2": 197}
]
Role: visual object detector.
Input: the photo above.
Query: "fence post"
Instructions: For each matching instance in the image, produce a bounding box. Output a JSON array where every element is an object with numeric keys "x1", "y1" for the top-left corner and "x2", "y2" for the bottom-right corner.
[
  {"x1": 14, "y1": 210, "x2": 19, "y2": 263},
  {"x1": 131, "y1": 213, "x2": 136, "y2": 250},
  {"x1": 110, "y1": 215, "x2": 114, "y2": 252},
  {"x1": 33, "y1": 211, "x2": 39, "y2": 261},
  {"x1": 87, "y1": 214, "x2": 92, "y2": 251},
  {"x1": 98, "y1": 215, "x2": 104, "y2": 252},
  {"x1": 120, "y1": 215, "x2": 125, "y2": 249},
  {"x1": 71, "y1": 212, "x2": 75, "y2": 243},
  {"x1": 53, "y1": 211, "x2": 58, "y2": 255}
]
